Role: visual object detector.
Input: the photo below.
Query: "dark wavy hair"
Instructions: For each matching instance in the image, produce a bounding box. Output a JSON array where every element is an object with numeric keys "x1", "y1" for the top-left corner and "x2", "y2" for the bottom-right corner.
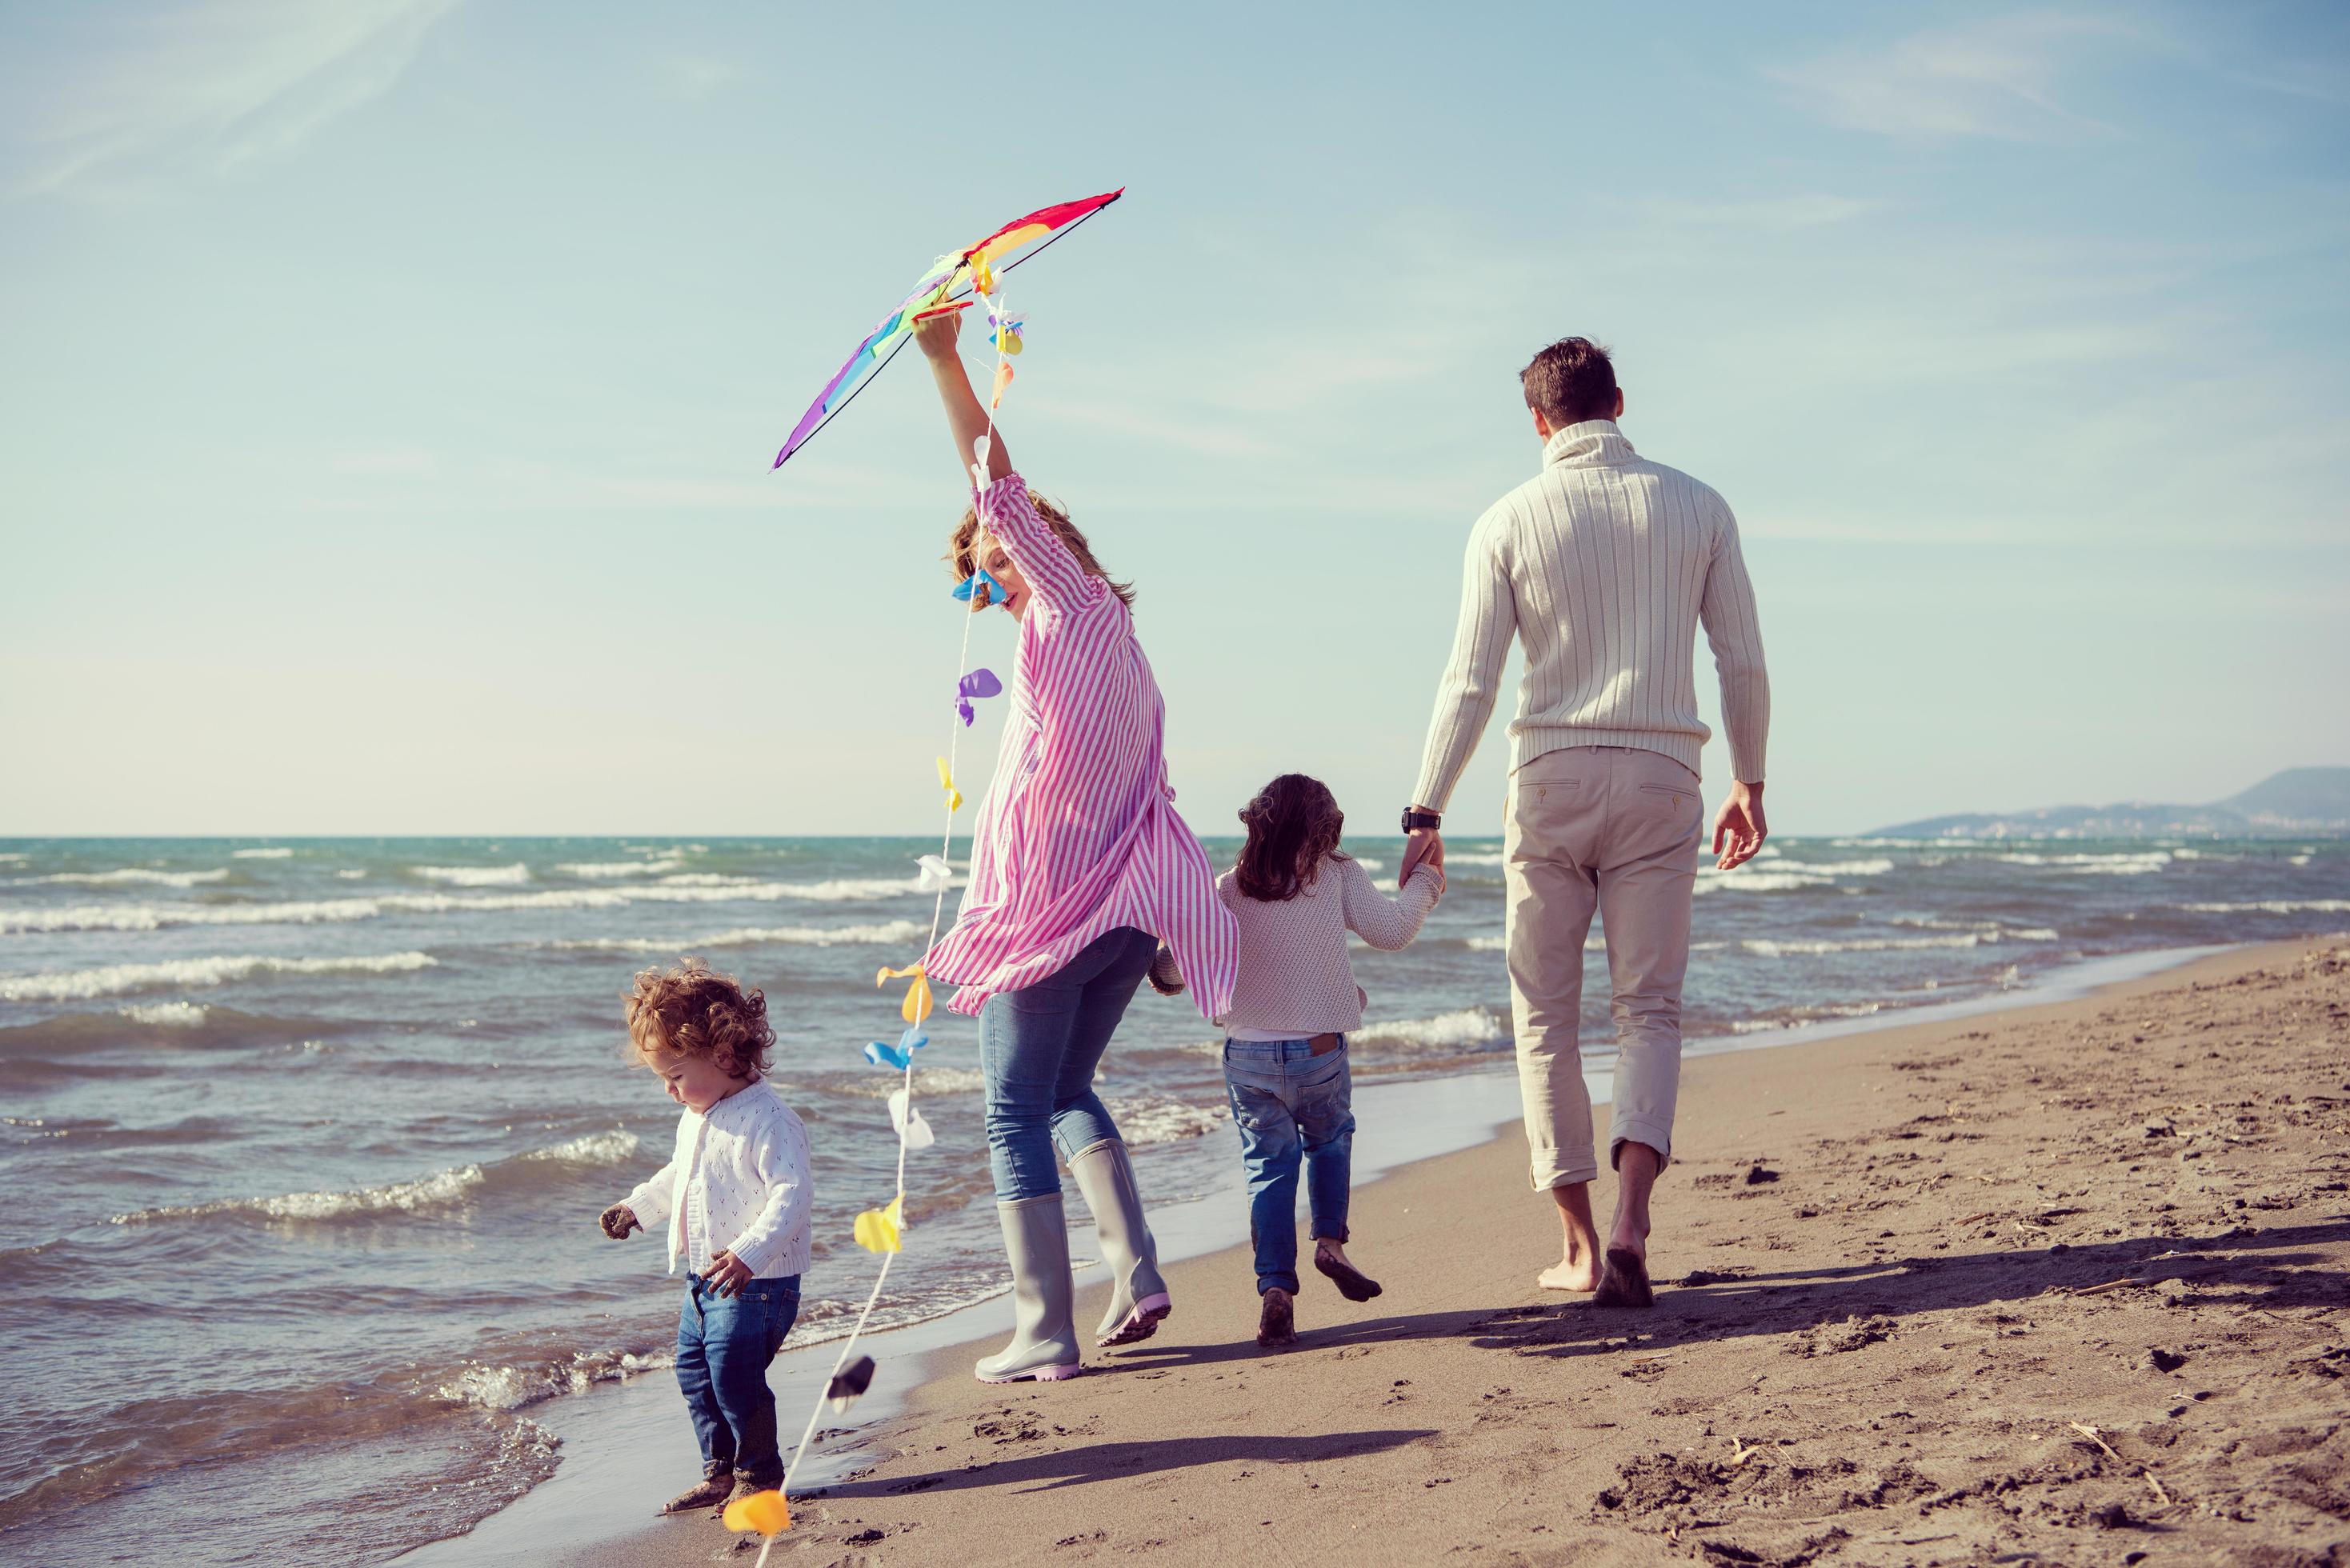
[
  {"x1": 623, "y1": 957, "x2": 775, "y2": 1076},
  {"x1": 1234, "y1": 774, "x2": 1348, "y2": 902}
]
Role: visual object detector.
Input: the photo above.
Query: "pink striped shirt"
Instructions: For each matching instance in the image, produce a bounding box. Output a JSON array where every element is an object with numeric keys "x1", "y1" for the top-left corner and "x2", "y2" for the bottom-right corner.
[{"x1": 924, "y1": 474, "x2": 1237, "y2": 1020}]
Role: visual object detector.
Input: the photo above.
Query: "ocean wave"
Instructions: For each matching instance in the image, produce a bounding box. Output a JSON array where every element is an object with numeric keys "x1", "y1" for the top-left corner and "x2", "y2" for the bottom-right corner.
[
  {"x1": 555, "y1": 858, "x2": 685, "y2": 878},
  {"x1": 1100, "y1": 1095, "x2": 1227, "y2": 1147},
  {"x1": 437, "y1": 1347, "x2": 672, "y2": 1414},
  {"x1": 412, "y1": 863, "x2": 531, "y2": 886},
  {"x1": 120, "y1": 1001, "x2": 210, "y2": 1026},
  {"x1": 1743, "y1": 933, "x2": 1988, "y2": 957},
  {"x1": 827, "y1": 1066, "x2": 987, "y2": 1100},
  {"x1": 114, "y1": 1163, "x2": 487, "y2": 1225},
  {"x1": 2177, "y1": 899, "x2": 2350, "y2": 914},
  {"x1": 542, "y1": 919, "x2": 929, "y2": 954},
  {"x1": 1751, "y1": 857, "x2": 1895, "y2": 877},
  {"x1": 1694, "y1": 871, "x2": 1834, "y2": 894},
  {"x1": 107, "y1": 1130, "x2": 640, "y2": 1228},
  {"x1": 1993, "y1": 850, "x2": 2172, "y2": 874},
  {"x1": 0, "y1": 951, "x2": 437, "y2": 1002},
  {"x1": 1354, "y1": 1007, "x2": 1507, "y2": 1054},
  {"x1": 1465, "y1": 935, "x2": 1507, "y2": 951},
  {"x1": 231, "y1": 847, "x2": 294, "y2": 858},
  {"x1": 19, "y1": 866, "x2": 231, "y2": 888},
  {"x1": 2, "y1": 876, "x2": 949, "y2": 934}
]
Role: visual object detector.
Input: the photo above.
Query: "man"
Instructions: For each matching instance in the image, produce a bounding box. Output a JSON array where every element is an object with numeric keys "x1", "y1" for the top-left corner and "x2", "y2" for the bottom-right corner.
[{"x1": 1398, "y1": 337, "x2": 1769, "y2": 1309}]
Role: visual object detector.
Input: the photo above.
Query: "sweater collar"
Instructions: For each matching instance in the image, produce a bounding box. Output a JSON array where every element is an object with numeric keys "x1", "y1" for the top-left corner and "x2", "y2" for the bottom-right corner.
[{"x1": 1542, "y1": 419, "x2": 1637, "y2": 470}]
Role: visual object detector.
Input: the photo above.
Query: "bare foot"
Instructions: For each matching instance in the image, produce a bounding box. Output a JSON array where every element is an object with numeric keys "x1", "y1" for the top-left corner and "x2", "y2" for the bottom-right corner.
[
  {"x1": 661, "y1": 1473, "x2": 734, "y2": 1515},
  {"x1": 1256, "y1": 1287, "x2": 1296, "y2": 1348},
  {"x1": 1313, "y1": 1240, "x2": 1383, "y2": 1302},
  {"x1": 1538, "y1": 1254, "x2": 1603, "y2": 1292},
  {"x1": 1591, "y1": 1245, "x2": 1655, "y2": 1308}
]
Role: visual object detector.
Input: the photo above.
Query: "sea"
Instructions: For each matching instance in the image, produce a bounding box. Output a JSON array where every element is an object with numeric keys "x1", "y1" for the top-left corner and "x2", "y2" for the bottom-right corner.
[{"x1": 1, "y1": 833, "x2": 2344, "y2": 1565}]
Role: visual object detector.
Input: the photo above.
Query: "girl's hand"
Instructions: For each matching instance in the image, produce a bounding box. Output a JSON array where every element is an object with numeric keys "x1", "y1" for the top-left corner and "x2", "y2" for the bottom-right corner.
[
  {"x1": 913, "y1": 307, "x2": 965, "y2": 362},
  {"x1": 704, "y1": 1250, "x2": 755, "y2": 1298},
  {"x1": 599, "y1": 1203, "x2": 641, "y2": 1239}
]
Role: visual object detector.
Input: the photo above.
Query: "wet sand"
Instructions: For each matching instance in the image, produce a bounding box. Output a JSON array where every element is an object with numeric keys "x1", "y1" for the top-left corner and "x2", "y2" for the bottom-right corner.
[{"x1": 579, "y1": 938, "x2": 2349, "y2": 1566}]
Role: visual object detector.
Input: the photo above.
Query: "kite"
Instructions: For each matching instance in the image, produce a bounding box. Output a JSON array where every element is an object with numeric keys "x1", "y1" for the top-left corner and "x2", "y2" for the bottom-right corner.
[{"x1": 771, "y1": 189, "x2": 1123, "y2": 468}]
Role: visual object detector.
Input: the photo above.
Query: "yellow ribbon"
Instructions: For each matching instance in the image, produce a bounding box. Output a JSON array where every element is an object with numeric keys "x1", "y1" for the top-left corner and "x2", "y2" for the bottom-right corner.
[
  {"x1": 723, "y1": 1489, "x2": 791, "y2": 1535},
  {"x1": 936, "y1": 756, "x2": 963, "y2": 814},
  {"x1": 876, "y1": 962, "x2": 934, "y2": 1024},
  {"x1": 853, "y1": 1193, "x2": 905, "y2": 1254}
]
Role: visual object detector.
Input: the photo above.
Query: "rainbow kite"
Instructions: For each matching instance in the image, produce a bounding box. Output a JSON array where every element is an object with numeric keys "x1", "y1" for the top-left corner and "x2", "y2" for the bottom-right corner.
[{"x1": 770, "y1": 189, "x2": 1123, "y2": 469}]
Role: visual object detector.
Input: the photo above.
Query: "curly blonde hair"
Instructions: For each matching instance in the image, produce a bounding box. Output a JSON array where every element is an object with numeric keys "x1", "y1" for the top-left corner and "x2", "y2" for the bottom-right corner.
[{"x1": 623, "y1": 957, "x2": 775, "y2": 1076}]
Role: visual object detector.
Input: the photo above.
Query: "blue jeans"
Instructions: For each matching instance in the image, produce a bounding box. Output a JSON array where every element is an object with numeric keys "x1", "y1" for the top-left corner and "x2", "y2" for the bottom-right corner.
[
  {"x1": 1223, "y1": 1037, "x2": 1355, "y2": 1295},
  {"x1": 675, "y1": 1272, "x2": 801, "y2": 1486},
  {"x1": 978, "y1": 926, "x2": 1159, "y2": 1200}
]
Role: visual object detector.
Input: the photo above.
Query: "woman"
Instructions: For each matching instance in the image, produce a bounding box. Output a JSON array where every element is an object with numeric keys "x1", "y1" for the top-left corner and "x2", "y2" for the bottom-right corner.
[{"x1": 913, "y1": 309, "x2": 1236, "y2": 1383}]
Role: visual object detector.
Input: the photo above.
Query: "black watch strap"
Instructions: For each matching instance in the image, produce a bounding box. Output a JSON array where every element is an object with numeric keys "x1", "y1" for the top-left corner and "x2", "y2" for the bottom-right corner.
[{"x1": 1401, "y1": 808, "x2": 1442, "y2": 833}]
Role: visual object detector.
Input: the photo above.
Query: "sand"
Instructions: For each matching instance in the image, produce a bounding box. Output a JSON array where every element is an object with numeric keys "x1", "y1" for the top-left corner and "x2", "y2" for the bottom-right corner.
[{"x1": 579, "y1": 940, "x2": 2350, "y2": 1567}]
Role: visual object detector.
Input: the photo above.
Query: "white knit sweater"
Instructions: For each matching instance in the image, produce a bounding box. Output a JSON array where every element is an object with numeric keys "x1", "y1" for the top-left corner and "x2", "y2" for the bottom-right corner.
[
  {"x1": 1412, "y1": 420, "x2": 1770, "y2": 811},
  {"x1": 1215, "y1": 857, "x2": 1441, "y2": 1038}
]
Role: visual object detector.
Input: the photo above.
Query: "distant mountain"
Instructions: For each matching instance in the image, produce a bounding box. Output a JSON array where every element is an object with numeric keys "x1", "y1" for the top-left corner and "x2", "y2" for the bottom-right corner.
[{"x1": 1872, "y1": 767, "x2": 2350, "y2": 840}]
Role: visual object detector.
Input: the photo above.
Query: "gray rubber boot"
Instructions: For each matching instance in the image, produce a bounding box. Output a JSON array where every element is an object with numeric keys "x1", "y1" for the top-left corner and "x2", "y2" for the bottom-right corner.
[
  {"x1": 1069, "y1": 1138, "x2": 1171, "y2": 1347},
  {"x1": 974, "y1": 1193, "x2": 1083, "y2": 1383}
]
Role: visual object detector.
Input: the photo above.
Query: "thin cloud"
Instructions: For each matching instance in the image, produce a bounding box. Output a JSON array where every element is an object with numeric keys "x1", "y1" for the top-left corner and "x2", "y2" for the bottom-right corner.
[
  {"x1": 4, "y1": 0, "x2": 462, "y2": 198},
  {"x1": 1642, "y1": 194, "x2": 1873, "y2": 230},
  {"x1": 1768, "y1": 12, "x2": 2141, "y2": 141}
]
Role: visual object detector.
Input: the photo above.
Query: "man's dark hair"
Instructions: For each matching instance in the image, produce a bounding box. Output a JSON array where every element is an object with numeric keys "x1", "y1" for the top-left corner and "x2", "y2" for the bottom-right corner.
[{"x1": 1520, "y1": 337, "x2": 1619, "y2": 426}]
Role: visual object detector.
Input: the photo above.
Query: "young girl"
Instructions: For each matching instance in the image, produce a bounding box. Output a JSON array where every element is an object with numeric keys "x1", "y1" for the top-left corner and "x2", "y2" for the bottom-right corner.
[
  {"x1": 599, "y1": 958, "x2": 812, "y2": 1514},
  {"x1": 1209, "y1": 774, "x2": 1442, "y2": 1348}
]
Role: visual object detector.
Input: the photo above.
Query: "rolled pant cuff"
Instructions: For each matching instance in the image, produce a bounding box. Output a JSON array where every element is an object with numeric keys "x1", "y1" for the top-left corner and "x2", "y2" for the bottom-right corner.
[
  {"x1": 1307, "y1": 1223, "x2": 1348, "y2": 1243},
  {"x1": 1257, "y1": 1273, "x2": 1301, "y2": 1295},
  {"x1": 1530, "y1": 1158, "x2": 1601, "y2": 1192},
  {"x1": 1608, "y1": 1121, "x2": 1674, "y2": 1169}
]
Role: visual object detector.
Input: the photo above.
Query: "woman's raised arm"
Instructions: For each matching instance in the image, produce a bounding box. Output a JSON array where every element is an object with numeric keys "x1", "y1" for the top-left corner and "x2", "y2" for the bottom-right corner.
[{"x1": 915, "y1": 310, "x2": 1014, "y2": 487}]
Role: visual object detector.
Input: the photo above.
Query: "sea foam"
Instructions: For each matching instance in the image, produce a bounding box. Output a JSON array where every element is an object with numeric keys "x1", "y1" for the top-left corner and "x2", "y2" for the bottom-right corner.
[
  {"x1": 0, "y1": 951, "x2": 438, "y2": 1002},
  {"x1": 24, "y1": 867, "x2": 231, "y2": 888},
  {"x1": 412, "y1": 863, "x2": 531, "y2": 886}
]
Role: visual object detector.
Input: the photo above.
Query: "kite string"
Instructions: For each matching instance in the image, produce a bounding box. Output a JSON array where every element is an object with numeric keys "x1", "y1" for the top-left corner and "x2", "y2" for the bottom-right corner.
[{"x1": 780, "y1": 464, "x2": 991, "y2": 1495}]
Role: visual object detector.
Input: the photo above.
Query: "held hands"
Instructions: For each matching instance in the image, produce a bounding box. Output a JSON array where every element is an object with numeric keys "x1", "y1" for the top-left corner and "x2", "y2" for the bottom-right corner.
[
  {"x1": 1712, "y1": 781, "x2": 1768, "y2": 871},
  {"x1": 599, "y1": 1203, "x2": 641, "y2": 1240},
  {"x1": 1399, "y1": 826, "x2": 1447, "y2": 895},
  {"x1": 703, "y1": 1250, "x2": 755, "y2": 1298}
]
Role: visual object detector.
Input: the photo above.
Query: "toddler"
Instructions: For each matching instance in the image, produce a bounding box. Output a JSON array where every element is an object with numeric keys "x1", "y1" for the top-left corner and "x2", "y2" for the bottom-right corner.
[{"x1": 598, "y1": 958, "x2": 812, "y2": 1514}]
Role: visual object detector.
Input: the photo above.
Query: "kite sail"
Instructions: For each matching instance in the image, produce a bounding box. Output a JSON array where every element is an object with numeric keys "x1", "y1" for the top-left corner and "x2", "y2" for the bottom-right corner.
[{"x1": 770, "y1": 188, "x2": 1123, "y2": 468}]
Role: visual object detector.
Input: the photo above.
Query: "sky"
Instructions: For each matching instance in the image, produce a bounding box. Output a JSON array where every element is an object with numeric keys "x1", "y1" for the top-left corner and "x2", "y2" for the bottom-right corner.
[{"x1": 2, "y1": 1, "x2": 2345, "y2": 838}]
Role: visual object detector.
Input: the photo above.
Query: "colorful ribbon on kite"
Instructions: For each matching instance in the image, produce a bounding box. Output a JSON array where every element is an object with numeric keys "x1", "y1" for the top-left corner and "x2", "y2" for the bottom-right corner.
[{"x1": 770, "y1": 190, "x2": 1121, "y2": 469}]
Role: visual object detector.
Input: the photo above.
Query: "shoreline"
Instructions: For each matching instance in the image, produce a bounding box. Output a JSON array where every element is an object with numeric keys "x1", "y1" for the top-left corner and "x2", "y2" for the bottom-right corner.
[{"x1": 397, "y1": 936, "x2": 2317, "y2": 1566}]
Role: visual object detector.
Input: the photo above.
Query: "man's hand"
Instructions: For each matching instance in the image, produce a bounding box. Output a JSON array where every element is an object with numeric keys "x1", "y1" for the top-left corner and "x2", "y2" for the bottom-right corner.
[
  {"x1": 599, "y1": 1203, "x2": 641, "y2": 1240},
  {"x1": 913, "y1": 306, "x2": 968, "y2": 362},
  {"x1": 1711, "y1": 782, "x2": 1768, "y2": 871},
  {"x1": 1399, "y1": 826, "x2": 1447, "y2": 893},
  {"x1": 703, "y1": 1250, "x2": 755, "y2": 1298}
]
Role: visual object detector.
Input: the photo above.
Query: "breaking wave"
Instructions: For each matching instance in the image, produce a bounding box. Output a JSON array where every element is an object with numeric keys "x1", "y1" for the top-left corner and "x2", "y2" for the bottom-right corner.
[
  {"x1": 412, "y1": 863, "x2": 531, "y2": 886},
  {"x1": 1, "y1": 877, "x2": 948, "y2": 934},
  {"x1": 0, "y1": 951, "x2": 438, "y2": 1002},
  {"x1": 20, "y1": 867, "x2": 231, "y2": 888},
  {"x1": 107, "y1": 1130, "x2": 640, "y2": 1227},
  {"x1": 543, "y1": 919, "x2": 928, "y2": 954}
]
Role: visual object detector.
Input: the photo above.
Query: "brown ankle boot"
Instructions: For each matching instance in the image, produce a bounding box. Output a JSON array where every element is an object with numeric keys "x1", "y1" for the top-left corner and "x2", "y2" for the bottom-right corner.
[{"x1": 661, "y1": 1471, "x2": 733, "y2": 1515}]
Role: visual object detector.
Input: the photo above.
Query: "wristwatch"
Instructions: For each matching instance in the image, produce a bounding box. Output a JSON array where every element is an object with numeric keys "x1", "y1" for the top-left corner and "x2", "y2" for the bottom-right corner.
[{"x1": 1400, "y1": 808, "x2": 1442, "y2": 833}]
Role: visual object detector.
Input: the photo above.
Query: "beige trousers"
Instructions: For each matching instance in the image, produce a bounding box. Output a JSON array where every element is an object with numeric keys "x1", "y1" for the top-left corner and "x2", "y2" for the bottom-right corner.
[{"x1": 1503, "y1": 746, "x2": 1703, "y2": 1190}]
